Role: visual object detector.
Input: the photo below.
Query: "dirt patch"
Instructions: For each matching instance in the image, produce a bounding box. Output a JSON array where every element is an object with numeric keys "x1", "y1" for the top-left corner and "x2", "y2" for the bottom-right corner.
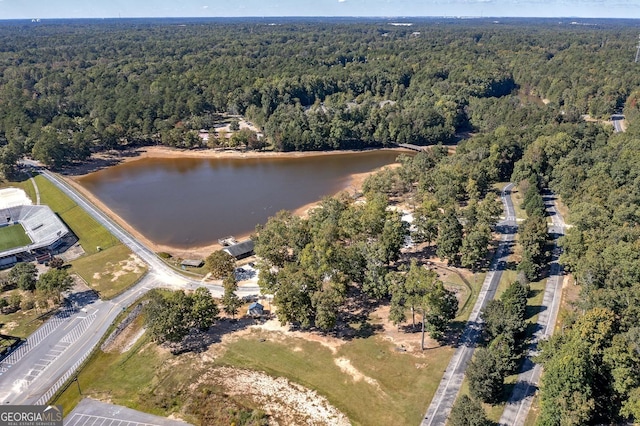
[
  {"x1": 2, "y1": 321, "x2": 18, "y2": 332},
  {"x1": 371, "y1": 305, "x2": 438, "y2": 353},
  {"x1": 204, "y1": 366, "x2": 350, "y2": 426},
  {"x1": 93, "y1": 254, "x2": 145, "y2": 282},
  {"x1": 252, "y1": 318, "x2": 345, "y2": 355},
  {"x1": 334, "y1": 357, "x2": 381, "y2": 389},
  {"x1": 555, "y1": 274, "x2": 581, "y2": 333}
]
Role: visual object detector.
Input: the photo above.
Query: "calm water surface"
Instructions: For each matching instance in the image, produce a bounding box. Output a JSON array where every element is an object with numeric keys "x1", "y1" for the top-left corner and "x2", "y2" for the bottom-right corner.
[{"x1": 77, "y1": 151, "x2": 401, "y2": 248}]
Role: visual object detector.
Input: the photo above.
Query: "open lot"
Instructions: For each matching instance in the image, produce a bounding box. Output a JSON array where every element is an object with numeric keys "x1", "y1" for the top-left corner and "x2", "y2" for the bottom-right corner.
[{"x1": 53, "y1": 293, "x2": 466, "y2": 425}]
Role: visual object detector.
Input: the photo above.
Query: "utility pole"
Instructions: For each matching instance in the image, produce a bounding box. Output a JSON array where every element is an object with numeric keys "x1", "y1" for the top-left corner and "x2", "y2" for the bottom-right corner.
[
  {"x1": 635, "y1": 35, "x2": 640, "y2": 63},
  {"x1": 74, "y1": 376, "x2": 82, "y2": 395}
]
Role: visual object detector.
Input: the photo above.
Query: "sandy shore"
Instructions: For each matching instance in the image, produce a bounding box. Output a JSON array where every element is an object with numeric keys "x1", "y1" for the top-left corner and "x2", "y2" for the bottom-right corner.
[{"x1": 64, "y1": 146, "x2": 407, "y2": 259}]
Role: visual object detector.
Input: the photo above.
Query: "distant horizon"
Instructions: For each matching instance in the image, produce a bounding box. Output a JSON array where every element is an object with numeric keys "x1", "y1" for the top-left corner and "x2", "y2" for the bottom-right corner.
[
  {"x1": 2, "y1": 16, "x2": 639, "y2": 22},
  {"x1": 0, "y1": 0, "x2": 638, "y2": 21}
]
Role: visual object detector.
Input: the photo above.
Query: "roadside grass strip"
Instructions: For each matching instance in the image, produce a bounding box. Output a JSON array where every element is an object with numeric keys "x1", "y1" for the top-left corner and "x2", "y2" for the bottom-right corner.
[{"x1": 32, "y1": 174, "x2": 119, "y2": 253}]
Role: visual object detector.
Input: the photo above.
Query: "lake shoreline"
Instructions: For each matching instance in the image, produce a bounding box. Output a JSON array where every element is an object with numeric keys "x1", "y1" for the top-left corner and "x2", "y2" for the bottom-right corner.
[{"x1": 64, "y1": 146, "x2": 408, "y2": 259}]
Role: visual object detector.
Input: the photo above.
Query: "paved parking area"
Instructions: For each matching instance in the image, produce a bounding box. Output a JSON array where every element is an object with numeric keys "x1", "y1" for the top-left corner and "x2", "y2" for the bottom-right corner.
[{"x1": 66, "y1": 399, "x2": 191, "y2": 426}]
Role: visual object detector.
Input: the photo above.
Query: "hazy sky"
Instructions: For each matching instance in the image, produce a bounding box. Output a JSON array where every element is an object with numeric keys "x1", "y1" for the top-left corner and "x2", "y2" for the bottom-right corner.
[{"x1": 0, "y1": 0, "x2": 638, "y2": 20}]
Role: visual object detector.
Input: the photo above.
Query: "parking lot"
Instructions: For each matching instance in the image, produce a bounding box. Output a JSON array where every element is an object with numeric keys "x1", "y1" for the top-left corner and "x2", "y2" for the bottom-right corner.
[{"x1": 65, "y1": 399, "x2": 191, "y2": 426}]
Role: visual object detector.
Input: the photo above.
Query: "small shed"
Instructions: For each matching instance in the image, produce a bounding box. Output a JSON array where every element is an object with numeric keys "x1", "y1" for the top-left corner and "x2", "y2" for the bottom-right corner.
[
  {"x1": 223, "y1": 239, "x2": 255, "y2": 260},
  {"x1": 247, "y1": 302, "x2": 264, "y2": 317},
  {"x1": 181, "y1": 259, "x2": 204, "y2": 268}
]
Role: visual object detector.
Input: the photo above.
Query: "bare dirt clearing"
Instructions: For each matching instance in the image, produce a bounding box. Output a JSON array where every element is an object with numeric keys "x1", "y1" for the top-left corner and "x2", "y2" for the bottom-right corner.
[
  {"x1": 93, "y1": 254, "x2": 145, "y2": 282},
  {"x1": 202, "y1": 366, "x2": 350, "y2": 426}
]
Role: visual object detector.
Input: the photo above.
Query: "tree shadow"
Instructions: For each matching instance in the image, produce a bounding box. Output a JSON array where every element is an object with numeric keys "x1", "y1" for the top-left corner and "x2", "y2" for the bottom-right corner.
[
  {"x1": 168, "y1": 317, "x2": 256, "y2": 355},
  {"x1": 524, "y1": 322, "x2": 543, "y2": 338},
  {"x1": 524, "y1": 304, "x2": 546, "y2": 321},
  {"x1": 502, "y1": 378, "x2": 538, "y2": 404},
  {"x1": 65, "y1": 289, "x2": 100, "y2": 311},
  {"x1": 7, "y1": 169, "x2": 32, "y2": 183},
  {"x1": 353, "y1": 320, "x2": 383, "y2": 339}
]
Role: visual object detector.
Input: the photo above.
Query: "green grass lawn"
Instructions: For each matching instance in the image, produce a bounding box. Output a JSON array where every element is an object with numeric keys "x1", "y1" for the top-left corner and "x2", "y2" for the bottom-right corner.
[
  {"x1": 2, "y1": 174, "x2": 146, "y2": 304},
  {"x1": 71, "y1": 244, "x2": 147, "y2": 299},
  {"x1": 0, "y1": 224, "x2": 31, "y2": 251},
  {"x1": 53, "y1": 312, "x2": 176, "y2": 417},
  {"x1": 0, "y1": 296, "x2": 46, "y2": 338},
  {"x1": 33, "y1": 175, "x2": 118, "y2": 254}
]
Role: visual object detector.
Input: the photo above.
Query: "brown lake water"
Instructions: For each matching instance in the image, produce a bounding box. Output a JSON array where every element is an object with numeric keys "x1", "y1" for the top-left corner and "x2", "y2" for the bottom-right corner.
[{"x1": 76, "y1": 151, "x2": 402, "y2": 249}]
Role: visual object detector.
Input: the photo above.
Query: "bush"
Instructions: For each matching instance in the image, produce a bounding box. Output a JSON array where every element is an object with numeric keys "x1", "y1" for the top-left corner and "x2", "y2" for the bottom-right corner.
[
  {"x1": 21, "y1": 297, "x2": 35, "y2": 310},
  {"x1": 9, "y1": 293, "x2": 21, "y2": 309}
]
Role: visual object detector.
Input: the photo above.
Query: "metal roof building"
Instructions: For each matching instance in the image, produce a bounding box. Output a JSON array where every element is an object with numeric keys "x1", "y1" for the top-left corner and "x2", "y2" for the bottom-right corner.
[{"x1": 222, "y1": 239, "x2": 255, "y2": 260}]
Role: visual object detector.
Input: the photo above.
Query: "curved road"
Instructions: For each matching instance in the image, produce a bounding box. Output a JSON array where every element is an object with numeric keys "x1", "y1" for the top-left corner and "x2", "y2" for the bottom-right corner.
[
  {"x1": 498, "y1": 192, "x2": 565, "y2": 426},
  {"x1": 0, "y1": 163, "x2": 260, "y2": 405},
  {"x1": 421, "y1": 183, "x2": 517, "y2": 426}
]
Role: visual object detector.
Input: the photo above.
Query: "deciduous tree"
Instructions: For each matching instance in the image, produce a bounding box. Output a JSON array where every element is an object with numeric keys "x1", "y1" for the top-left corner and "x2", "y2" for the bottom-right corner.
[
  {"x1": 437, "y1": 209, "x2": 463, "y2": 265},
  {"x1": 9, "y1": 263, "x2": 38, "y2": 291},
  {"x1": 449, "y1": 395, "x2": 492, "y2": 426},
  {"x1": 205, "y1": 250, "x2": 236, "y2": 279},
  {"x1": 222, "y1": 274, "x2": 242, "y2": 320}
]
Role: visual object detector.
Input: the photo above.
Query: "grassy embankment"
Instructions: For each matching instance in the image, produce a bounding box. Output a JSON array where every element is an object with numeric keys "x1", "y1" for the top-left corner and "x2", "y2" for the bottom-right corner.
[
  {"x1": 29, "y1": 174, "x2": 147, "y2": 298},
  {"x1": 0, "y1": 174, "x2": 146, "y2": 337}
]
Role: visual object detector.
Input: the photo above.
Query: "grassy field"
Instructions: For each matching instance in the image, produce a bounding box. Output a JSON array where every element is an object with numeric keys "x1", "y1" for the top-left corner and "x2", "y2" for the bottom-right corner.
[
  {"x1": 29, "y1": 175, "x2": 146, "y2": 298},
  {"x1": 54, "y1": 318, "x2": 455, "y2": 425},
  {"x1": 0, "y1": 293, "x2": 46, "y2": 337},
  {"x1": 53, "y1": 313, "x2": 175, "y2": 416},
  {"x1": 0, "y1": 224, "x2": 31, "y2": 251},
  {"x1": 32, "y1": 175, "x2": 118, "y2": 255},
  {"x1": 220, "y1": 331, "x2": 454, "y2": 426},
  {"x1": 71, "y1": 244, "x2": 147, "y2": 299}
]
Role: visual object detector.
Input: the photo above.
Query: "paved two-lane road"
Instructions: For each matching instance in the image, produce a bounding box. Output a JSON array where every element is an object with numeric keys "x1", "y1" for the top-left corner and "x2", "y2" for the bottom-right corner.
[
  {"x1": 422, "y1": 183, "x2": 517, "y2": 425},
  {"x1": 498, "y1": 193, "x2": 566, "y2": 426}
]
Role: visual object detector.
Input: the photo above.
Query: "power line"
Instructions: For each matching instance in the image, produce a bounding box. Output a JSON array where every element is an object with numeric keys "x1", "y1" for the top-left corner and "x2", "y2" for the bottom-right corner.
[{"x1": 635, "y1": 34, "x2": 640, "y2": 63}]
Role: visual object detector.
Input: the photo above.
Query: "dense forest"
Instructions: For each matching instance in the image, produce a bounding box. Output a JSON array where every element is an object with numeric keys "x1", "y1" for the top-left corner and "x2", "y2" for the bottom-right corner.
[
  {"x1": 1, "y1": 17, "x2": 640, "y2": 425},
  {"x1": 0, "y1": 18, "x2": 639, "y2": 170}
]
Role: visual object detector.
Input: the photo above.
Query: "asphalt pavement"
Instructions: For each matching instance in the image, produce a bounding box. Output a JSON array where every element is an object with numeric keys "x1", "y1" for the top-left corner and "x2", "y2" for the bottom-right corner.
[
  {"x1": 498, "y1": 192, "x2": 566, "y2": 426},
  {"x1": 611, "y1": 114, "x2": 625, "y2": 133},
  {"x1": 66, "y1": 398, "x2": 192, "y2": 426},
  {"x1": 421, "y1": 183, "x2": 517, "y2": 426}
]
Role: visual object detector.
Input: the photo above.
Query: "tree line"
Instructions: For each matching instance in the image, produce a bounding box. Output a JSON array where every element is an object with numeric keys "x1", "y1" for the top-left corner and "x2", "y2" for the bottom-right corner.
[{"x1": 1, "y1": 19, "x2": 639, "y2": 170}]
